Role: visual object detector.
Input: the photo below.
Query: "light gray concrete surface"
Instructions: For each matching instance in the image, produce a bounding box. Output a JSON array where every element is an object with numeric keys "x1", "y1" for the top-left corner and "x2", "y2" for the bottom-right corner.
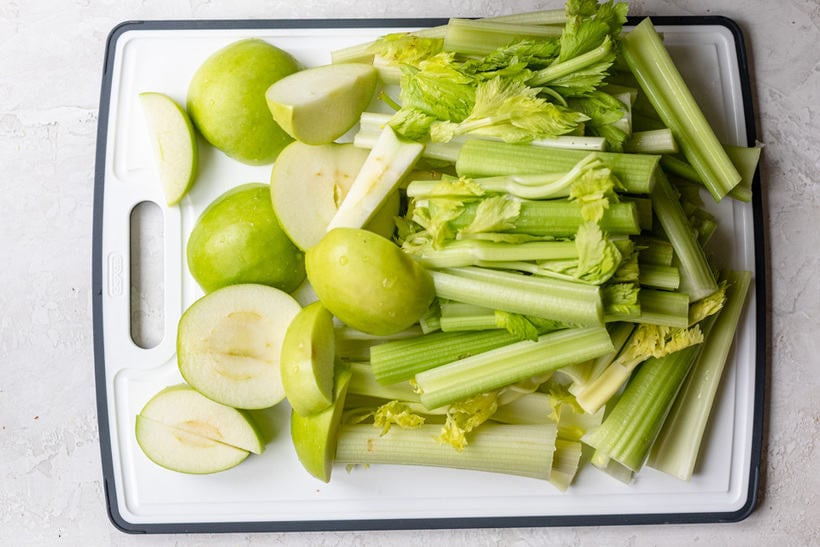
[{"x1": 1, "y1": 1, "x2": 818, "y2": 545}]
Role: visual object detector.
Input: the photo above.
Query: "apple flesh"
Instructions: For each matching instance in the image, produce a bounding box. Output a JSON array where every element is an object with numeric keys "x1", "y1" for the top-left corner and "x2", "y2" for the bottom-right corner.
[
  {"x1": 280, "y1": 301, "x2": 336, "y2": 416},
  {"x1": 138, "y1": 92, "x2": 198, "y2": 206},
  {"x1": 135, "y1": 383, "x2": 266, "y2": 474},
  {"x1": 290, "y1": 365, "x2": 352, "y2": 482},
  {"x1": 177, "y1": 283, "x2": 302, "y2": 409},
  {"x1": 270, "y1": 141, "x2": 400, "y2": 250},
  {"x1": 187, "y1": 38, "x2": 298, "y2": 165},
  {"x1": 187, "y1": 183, "x2": 305, "y2": 293},
  {"x1": 265, "y1": 62, "x2": 378, "y2": 145}
]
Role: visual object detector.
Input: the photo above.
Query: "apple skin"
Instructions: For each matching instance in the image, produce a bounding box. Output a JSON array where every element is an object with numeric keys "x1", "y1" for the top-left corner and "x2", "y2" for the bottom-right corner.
[
  {"x1": 187, "y1": 183, "x2": 305, "y2": 294},
  {"x1": 187, "y1": 38, "x2": 298, "y2": 165},
  {"x1": 306, "y1": 228, "x2": 435, "y2": 335}
]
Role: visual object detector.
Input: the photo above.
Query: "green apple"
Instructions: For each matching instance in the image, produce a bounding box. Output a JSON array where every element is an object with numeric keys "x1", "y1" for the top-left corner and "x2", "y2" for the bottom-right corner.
[
  {"x1": 269, "y1": 141, "x2": 400, "y2": 250},
  {"x1": 187, "y1": 183, "x2": 305, "y2": 293},
  {"x1": 177, "y1": 283, "x2": 302, "y2": 409},
  {"x1": 135, "y1": 415, "x2": 250, "y2": 474},
  {"x1": 187, "y1": 38, "x2": 298, "y2": 164},
  {"x1": 265, "y1": 62, "x2": 378, "y2": 145},
  {"x1": 280, "y1": 301, "x2": 336, "y2": 416},
  {"x1": 290, "y1": 365, "x2": 352, "y2": 482},
  {"x1": 306, "y1": 228, "x2": 435, "y2": 335},
  {"x1": 138, "y1": 92, "x2": 198, "y2": 205}
]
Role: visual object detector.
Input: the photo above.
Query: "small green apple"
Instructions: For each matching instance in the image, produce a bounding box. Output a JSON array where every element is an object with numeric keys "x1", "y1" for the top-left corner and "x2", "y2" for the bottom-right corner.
[
  {"x1": 306, "y1": 228, "x2": 435, "y2": 335},
  {"x1": 290, "y1": 365, "x2": 352, "y2": 482},
  {"x1": 280, "y1": 301, "x2": 336, "y2": 416},
  {"x1": 187, "y1": 38, "x2": 298, "y2": 165},
  {"x1": 270, "y1": 141, "x2": 400, "y2": 250},
  {"x1": 187, "y1": 183, "x2": 305, "y2": 293},
  {"x1": 177, "y1": 283, "x2": 302, "y2": 409},
  {"x1": 265, "y1": 62, "x2": 378, "y2": 145},
  {"x1": 138, "y1": 92, "x2": 198, "y2": 205}
]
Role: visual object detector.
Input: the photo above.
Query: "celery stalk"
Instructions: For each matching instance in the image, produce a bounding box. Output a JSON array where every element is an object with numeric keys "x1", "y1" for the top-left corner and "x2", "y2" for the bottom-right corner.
[
  {"x1": 551, "y1": 439, "x2": 584, "y2": 492},
  {"x1": 622, "y1": 18, "x2": 741, "y2": 201},
  {"x1": 416, "y1": 327, "x2": 614, "y2": 410},
  {"x1": 647, "y1": 270, "x2": 752, "y2": 479},
  {"x1": 632, "y1": 288, "x2": 690, "y2": 328},
  {"x1": 455, "y1": 139, "x2": 659, "y2": 194},
  {"x1": 415, "y1": 239, "x2": 578, "y2": 269},
  {"x1": 638, "y1": 263, "x2": 680, "y2": 290},
  {"x1": 444, "y1": 18, "x2": 563, "y2": 56},
  {"x1": 623, "y1": 129, "x2": 678, "y2": 154},
  {"x1": 335, "y1": 422, "x2": 557, "y2": 481}
]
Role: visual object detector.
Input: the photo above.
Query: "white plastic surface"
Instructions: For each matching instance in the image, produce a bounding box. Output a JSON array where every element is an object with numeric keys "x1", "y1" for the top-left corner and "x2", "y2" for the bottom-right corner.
[{"x1": 97, "y1": 21, "x2": 759, "y2": 528}]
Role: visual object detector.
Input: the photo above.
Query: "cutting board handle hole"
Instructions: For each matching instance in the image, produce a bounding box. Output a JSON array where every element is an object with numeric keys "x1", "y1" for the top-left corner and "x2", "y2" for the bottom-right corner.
[{"x1": 130, "y1": 200, "x2": 165, "y2": 349}]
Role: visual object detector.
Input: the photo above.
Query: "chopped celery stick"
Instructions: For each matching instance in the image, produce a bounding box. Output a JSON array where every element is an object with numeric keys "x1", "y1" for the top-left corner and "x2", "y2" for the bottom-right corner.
[
  {"x1": 414, "y1": 239, "x2": 578, "y2": 269},
  {"x1": 652, "y1": 171, "x2": 718, "y2": 302},
  {"x1": 724, "y1": 144, "x2": 762, "y2": 202},
  {"x1": 639, "y1": 263, "x2": 680, "y2": 290},
  {"x1": 551, "y1": 439, "x2": 584, "y2": 491},
  {"x1": 455, "y1": 139, "x2": 659, "y2": 194},
  {"x1": 430, "y1": 266, "x2": 603, "y2": 326},
  {"x1": 335, "y1": 422, "x2": 557, "y2": 481},
  {"x1": 623, "y1": 129, "x2": 678, "y2": 154},
  {"x1": 636, "y1": 236, "x2": 674, "y2": 266},
  {"x1": 444, "y1": 18, "x2": 563, "y2": 56},
  {"x1": 369, "y1": 328, "x2": 521, "y2": 385},
  {"x1": 601, "y1": 282, "x2": 641, "y2": 323},
  {"x1": 630, "y1": 288, "x2": 690, "y2": 328},
  {"x1": 439, "y1": 302, "x2": 498, "y2": 332},
  {"x1": 416, "y1": 327, "x2": 614, "y2": 410},
  {"x1": 648, "y1": 270, "x2": 751, "y2": 480},
  {"x1": 591, "y1": 450, "x2": 635, "y2": 484},
  {"x1": 582, "y1": 342, "x2": 703, "y2": 472},
  {"x1": 348, "y1": 362, "x2": 421, "y2": 403},
  {"x1": 622, "y1": 18, "x2": 741, "y2": 201}
]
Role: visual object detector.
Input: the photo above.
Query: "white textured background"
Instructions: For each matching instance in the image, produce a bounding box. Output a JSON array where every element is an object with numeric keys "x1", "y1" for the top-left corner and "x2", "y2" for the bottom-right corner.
[{"x1": 1, "y1": 0, "x2": 818, "y2": 545}]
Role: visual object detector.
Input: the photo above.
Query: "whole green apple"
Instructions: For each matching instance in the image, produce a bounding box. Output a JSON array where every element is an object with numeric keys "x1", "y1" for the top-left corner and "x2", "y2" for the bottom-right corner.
[
  {"x1": 187, "y1": 38, "x2": 298, "y2": 165},
  {"x1": 187, "y1": 183, "x2": 305, "y2": 293}
]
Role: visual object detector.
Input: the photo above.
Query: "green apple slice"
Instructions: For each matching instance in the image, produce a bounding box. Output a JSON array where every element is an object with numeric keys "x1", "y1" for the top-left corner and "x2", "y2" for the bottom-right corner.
[
  {"x1": 135, "y1": 416, "x2": 249, "y2": 474},
  {"x1": 178, "y1": 284, "x2": 302, "y2": 409},
  {"x1": 270, "y1": 141, "x2": 400, "y2": 250},
  {"x1": 139, "y1": 92, "x2": 198, "y2": 206},
  {"x1": 280, "y1": 301, "x2": 336, "y2": 416},
  {"x1": 265, "y1": 63, "x2": 378, "y2": 145},
  {"x1": 139, "y1": 383, "x2": 264, "y2": 454},
  {"x1": 290, "y1": 365, "x2": 352, "y2": 482}
]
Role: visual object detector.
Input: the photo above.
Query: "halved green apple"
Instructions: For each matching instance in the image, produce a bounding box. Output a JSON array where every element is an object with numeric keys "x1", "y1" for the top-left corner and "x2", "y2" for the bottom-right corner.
[
  {"x1": 138, "y1": 92, "x2": 198, "y2": 205},
  {"x1": 290, "y1": 365, "x2": 352, "y2": 482},
  {"x1": 177, "y1": 284, "x2": 302, "y2": 409},
  {"x1": 265, "y1": 62, "x2": 378, "y2": 145},
  {"x1": 280, "y1": 301, "x2": 336, "y2": 416},
  {"x1": 135, "y1": 383, "x2": 265, "y2": 474},
  {"x1": 270, "y1": 141, "x2": 400, "y2": 250}
]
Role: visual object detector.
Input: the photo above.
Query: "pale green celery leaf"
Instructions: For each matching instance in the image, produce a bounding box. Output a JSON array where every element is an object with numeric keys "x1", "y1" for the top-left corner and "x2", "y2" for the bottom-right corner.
[
  {"x1": 462, "y1": 39, "x2": 561, "y2": 77},
  {"x1": 372, "y1": 400, "x2": 426, "y2": 435},
  {"x1": 368, "y1": 32, "x2": 444, "y2": 66},
  {"x1": 494, "y1": 311, "x2": 540, "y2": 341},
  {"x1": 413, "y1": 198, "x2": 465, "y2": 248},
  {"x1": 545, "y1": 52, "x2": 617, "y2": 97},
  {"x1": 689, "y1": 280, "x2": 728, "y2": 325},
  {"x1": 568, "y1": 160, "x2": 623, "y2": 222},
  {"x1": 610, "y1": 242, "x2": 640, "y2": 283},
  {"x1": 560, "y1": 1, "x2": 629, "y2": 62},
  {"x1": 430, "y1": 77, "x2": 588, "y2": 143},
  {"x1": 457, "y1": 195, "x2": 521, "y2": 236},
  {"x1": 389, "y1": 108, "x2": 438, "y2": 141},
  {"x1": 429, "y1": 177, "x2": 486, "y2": 198},
  {"x1": 614, "y1": 323, "x2": 704, "y2": 370},
  {"x1": 399, "y1": 54, "x2": 476, "y2": 122},
  {"x1": 574, "y1": 222, "x2": 623, "y2": 283},
  {"x1": 569, "y1": 91, "x2": 629, "y2": 150},
  {"x1": 602, "y1": 282, "x2": 640, "y2": 315},
  {"x1": 436, "y1": 392, "x2": 499, "y2": 451}
]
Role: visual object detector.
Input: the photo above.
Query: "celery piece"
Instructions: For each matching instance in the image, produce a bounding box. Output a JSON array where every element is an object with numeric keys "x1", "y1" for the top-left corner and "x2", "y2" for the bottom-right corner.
[
  {"x1": 348, "y1": 362, "x2": 421, "y2": 403},
  {"x1": 335, "y1": 422, "x2": 557, "y2": 481},
  {"x1": 444, "y1": 18, "x2": 563, "y2": 56},
  {"x1": 622, "y1": 18, "x2": 741, "y2": 201},
  {"x1": 639, "y1": 263, "x2": 680, "y2": 291},
  {"x1": 647, "y1": 270, "x2": 752, "y2": 480},
  {"x1": 369, "y1": 328, "x2": 521, "y2": 385},
  {"x1": 623, "y1": 129, "x2": 678, "y2": 155},
  {"x1": 414, "y1": 238, "x2": 578, "y2": 269},
  {"x1": 455, "y1": 139, "x2": 659, "y2": 194},
  {"x1": 582, "y1": 342, "x2": 702, "y2": 472},
  {"x1": 631, "y1": 288, "x2": 690, "y2": 328},
  {"x1": 438, "y1": 302, "x2": 499, "y2": 332},
  {"x1": 651, "y1": 170, "x2": 718, "y2": 302},
  {"x1": 635, "y1": 236, "x2": 674, "y2": 266},
  {"x1": 429, "y1": 266, "x2": 603, "y2": 326},
  {"x1": 551, "y1": 439, "x2": 584, "y2": 492},
  {"x1": 724, "y1": 144, "x2": 762, "y2": 203},
  {"x1": 416, "y1": 326, "x2": 614, "y2": 410}
]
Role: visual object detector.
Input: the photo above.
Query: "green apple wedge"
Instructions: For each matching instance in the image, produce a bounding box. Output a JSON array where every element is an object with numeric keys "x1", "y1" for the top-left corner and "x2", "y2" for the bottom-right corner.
[
  {"x1": 290, "y1": 365, "x2": 352, "y2": 482},
  {"x1": 265, "y1": 63, "x2": 378, "y2": 145},
  {"x1": 187, "y1": 183, "x2": 306, "y2": 293},
  {"x1": 177, "y1": 283, "x2": 302, "y2": 409},
  {"x1": 187, "y1": 38, "x2": 298, "y2": 165},
  {"x1": 135, "y1": 384, "x2": 265, "y2": 474},
  {"x1": 138, "y1": 92, "x2": 198, "y2": 206},
  {"x1": 270, "y1": 141, "x2": 400, "y2": 250},
  {"x1": 280, "y1": 301, "x2": 336, "y2": 416}
]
